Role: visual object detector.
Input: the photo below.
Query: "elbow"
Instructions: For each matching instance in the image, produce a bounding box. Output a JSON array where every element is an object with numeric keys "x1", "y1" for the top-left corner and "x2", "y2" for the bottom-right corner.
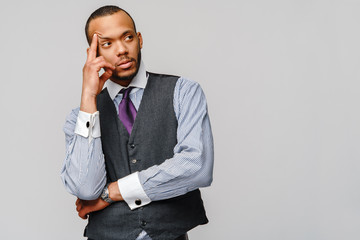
[
  {"x1": 190, "y1": 166, "x2": 213, "y2": 189},
  {"x1": 61, "y1": 174, "x2": 104, "y2": 200},
  {"x1": 193, "y1": 156, "x2": 214, "y2": 188},
  {"x1": 196, "y1": 175, "x2": 213, "y2": 188},
  {"x1": 76, "y1": 178, "x2": 106, "y2": 200},
  {"x1": 76, "y1": 188, "x2": 101, "y2": 200},
  {"x1": 205, "y1": 175, "x2": 213, "y2": 187}
]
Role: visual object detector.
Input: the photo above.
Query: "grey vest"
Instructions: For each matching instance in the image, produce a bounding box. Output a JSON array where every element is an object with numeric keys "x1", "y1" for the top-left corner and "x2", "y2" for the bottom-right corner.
[{"x1": 85, "y1": 73, "x2": 208, "y2": 240}]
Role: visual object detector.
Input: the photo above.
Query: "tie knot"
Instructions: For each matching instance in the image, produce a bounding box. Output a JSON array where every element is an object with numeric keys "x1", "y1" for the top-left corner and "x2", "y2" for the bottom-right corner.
[{"x1": 120, "y1": 87, "x2": 134, "y2": 99}]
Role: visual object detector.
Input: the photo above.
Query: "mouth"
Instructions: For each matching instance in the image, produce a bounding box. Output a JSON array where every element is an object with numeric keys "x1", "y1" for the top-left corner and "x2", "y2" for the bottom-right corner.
[{"x1": 116, "y1": 59, "x2": 134, "y2": 69}]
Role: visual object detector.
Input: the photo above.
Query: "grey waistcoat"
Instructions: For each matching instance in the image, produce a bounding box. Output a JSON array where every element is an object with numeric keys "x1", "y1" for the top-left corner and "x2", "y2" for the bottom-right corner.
[{"x1": 85, "y1": 73, "x2": 208, "y2": 240}]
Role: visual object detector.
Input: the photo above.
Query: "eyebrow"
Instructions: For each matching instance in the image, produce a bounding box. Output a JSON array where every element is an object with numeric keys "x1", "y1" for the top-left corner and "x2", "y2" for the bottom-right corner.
[
  {"x1": 97, "y1": 30, "x2": 134, "y2": 41},
  {"x1": 98, "y1": 35, "x2": 112, "y2": 40}
]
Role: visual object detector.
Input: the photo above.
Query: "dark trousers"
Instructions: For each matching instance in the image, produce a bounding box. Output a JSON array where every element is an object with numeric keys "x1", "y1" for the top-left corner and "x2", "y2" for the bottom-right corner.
[{"x1": 88, "y1": 233, "x2": 188, "y2": 240}]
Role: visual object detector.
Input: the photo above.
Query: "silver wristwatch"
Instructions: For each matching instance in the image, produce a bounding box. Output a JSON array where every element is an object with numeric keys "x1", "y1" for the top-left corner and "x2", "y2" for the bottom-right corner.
[{"x1": 101, "y1": 183, "x2": 115, "y2": 203}]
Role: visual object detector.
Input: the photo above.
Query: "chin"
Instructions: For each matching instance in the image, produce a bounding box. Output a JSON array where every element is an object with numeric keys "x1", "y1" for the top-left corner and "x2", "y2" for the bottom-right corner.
[
  {"x1": 113, "y1": 69, "x2": 138, "y2": 81},
  {"x1": 113, "y1": 53, "x2": 141, "y2": 81}
]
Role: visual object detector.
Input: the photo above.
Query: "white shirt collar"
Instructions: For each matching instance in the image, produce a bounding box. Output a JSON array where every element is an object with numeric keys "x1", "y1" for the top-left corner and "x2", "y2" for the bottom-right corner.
[{"x1": 105, "y1": 60, "x2": 148, "y2": 100}]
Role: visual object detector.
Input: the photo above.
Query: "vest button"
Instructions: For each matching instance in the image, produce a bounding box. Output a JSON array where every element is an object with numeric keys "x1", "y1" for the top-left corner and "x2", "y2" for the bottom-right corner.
[
  {"x1": 141, "y1": 220, "x2": 147, "y2": 226},
  {"x1": 130, "y1": 144, "x2": 135, "y2": 149},
  {"x1": 135, "y1": 199, "x2": 142, "y2": 205},
  {"x1": 131, "y1": 159, "x2": 137, "y2": 164}
]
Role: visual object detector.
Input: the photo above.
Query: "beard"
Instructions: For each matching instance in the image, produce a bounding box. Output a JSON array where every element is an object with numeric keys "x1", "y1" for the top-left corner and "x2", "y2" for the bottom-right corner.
[{"x1": 111, "y1": 50, "x2": 142, "y2": 82}]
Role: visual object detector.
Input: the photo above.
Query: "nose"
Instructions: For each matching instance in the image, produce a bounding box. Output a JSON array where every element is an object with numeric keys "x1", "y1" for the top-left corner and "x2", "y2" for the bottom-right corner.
[{"x1": 115, "y1": 41, "x2": 128, "y2": 56}]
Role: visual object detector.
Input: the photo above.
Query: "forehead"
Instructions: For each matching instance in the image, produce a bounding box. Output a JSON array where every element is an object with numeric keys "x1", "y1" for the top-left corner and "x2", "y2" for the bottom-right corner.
[{"x1": 88, "y1": 11, "x2": 135, "y2": 36}]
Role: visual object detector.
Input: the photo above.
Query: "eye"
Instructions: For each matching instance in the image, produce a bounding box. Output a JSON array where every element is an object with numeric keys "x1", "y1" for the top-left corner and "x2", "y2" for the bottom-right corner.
[
  {"x1": 101, "y1": 42, "x2": 111, "y2": 47},
  {"x1": 125, "y1": 35, "x2": 134, "y2": 41}
]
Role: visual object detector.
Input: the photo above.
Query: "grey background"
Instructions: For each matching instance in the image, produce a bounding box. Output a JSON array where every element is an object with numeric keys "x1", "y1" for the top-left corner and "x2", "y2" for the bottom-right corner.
[{"x1": 1, "y1": 0, "x2": 360, "y2": 239}]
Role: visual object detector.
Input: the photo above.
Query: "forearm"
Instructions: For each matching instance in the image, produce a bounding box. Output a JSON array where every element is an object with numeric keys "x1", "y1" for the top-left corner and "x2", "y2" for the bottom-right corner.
[
  {"x1": 139, "y1": 114, "x2": 214, "y2": 201},
  {"x1": 80, "y1": 91, "x2": 97, "y2": 113}
]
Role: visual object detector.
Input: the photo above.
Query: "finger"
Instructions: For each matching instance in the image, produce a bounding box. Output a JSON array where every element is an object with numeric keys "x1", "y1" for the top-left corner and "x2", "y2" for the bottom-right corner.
[
  {"x1": 98, "y1": 68, "x2": 113, "y2": 93},
  {"x1": 78, "y1": 207, "x2": 87, "y2": 219},
  {"x1": 92, "y1": 60, "x2": 115, "y2": 73},
  {"x1": 99, "y1": 68, "x2": 113, "y2": 82},
  {"x1": 87, "y1": 34, "x2": 98, "y2": 61},
  {"x1": 92, "y1": 58, "x2": 115, "y2": 69},
  {"x1": 101, "y1": 61, "x2": 115, "y2": 70},
  {"x1": 91, "y1": 55, "x2": 105, "y2": 63},
  {"x1": 78, "y1": 211, "x2": 88, "y2": 220},
  {"x1": 75, "y1": 198, "x2": 82, "y2": 212},
  {"x1": 89, "y1": 56, "x2": 114, "y2": 68},
  {"x1": 76, "y1": 202, "x2": 82, "y2": 212}
]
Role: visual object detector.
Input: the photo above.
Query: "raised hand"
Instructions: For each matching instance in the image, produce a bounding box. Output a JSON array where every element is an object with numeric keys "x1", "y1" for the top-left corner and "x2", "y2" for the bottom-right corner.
[{"x1": 80, "y1": 33, "x2": 115, "y2": 113}]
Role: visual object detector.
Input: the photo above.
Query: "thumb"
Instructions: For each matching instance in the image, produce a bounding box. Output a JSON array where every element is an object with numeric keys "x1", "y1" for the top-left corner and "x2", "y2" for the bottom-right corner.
[{"x1": 79, "y1": 207, "x2": 89, "y2": 220}]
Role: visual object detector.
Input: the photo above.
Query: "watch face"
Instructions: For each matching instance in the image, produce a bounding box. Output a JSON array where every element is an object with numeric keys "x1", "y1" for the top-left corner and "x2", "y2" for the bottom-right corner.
[
  {"x1": 100, "y1": 185, "x2": 113, "y2": 203},
  {"x1": 101, "y1": 186, "x2": 108, "y2": 200}
]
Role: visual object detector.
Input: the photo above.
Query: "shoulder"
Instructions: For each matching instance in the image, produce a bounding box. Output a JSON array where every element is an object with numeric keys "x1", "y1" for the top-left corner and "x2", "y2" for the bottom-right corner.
[
  {"x1": 174, "y1": 77, "x2": 206, "y2": 113},
  {"x1": 176, "y1": 76, "x2": 201, "y2": 91},
  {"x1": 174, "y1": 76, "x2": 204, "y2": 102}
]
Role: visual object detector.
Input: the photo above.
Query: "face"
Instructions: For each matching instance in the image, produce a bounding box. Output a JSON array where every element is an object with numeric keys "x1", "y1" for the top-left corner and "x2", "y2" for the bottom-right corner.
[{"x1": 88, "y1": 11, "x2": 143, "y2": 85}]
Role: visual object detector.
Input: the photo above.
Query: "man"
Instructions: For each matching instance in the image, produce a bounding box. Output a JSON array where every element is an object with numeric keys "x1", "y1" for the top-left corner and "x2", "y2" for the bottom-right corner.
[{"x1": 61, "y1": 5, "x2": 214, "y2": 240}]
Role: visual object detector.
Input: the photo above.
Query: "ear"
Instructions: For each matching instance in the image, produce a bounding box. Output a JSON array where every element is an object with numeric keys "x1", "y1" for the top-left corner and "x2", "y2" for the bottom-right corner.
[{"x1": 137, "y1": 32, "x2": 143, "y2": 49}]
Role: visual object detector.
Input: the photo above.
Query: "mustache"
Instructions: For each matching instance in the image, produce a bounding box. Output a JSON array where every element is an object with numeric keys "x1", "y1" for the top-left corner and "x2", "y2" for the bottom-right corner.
[{"x1": 115, "y1": 57, "x2": 136, "y2": 66}]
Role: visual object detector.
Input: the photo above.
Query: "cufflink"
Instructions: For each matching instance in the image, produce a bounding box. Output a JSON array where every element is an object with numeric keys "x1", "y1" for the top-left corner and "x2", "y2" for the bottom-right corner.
[{"x1": 135, "y1": 199, "x2": 142, "y2": 205}]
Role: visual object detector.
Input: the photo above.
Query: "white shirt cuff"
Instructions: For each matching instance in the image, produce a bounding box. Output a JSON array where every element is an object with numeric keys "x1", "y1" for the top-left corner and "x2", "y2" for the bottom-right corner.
[
  {"x1": 117, "y1": 172, "x2": 152, "y2": 210},
  {"x1": 74, "y1": 111, "x2": 101, "y2": 142}
]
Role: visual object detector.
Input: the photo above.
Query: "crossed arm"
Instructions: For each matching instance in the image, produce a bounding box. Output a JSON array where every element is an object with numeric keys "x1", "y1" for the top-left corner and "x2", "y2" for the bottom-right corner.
[{"x1": 75, "y1": 182, "x2": 121, "y2": 219}]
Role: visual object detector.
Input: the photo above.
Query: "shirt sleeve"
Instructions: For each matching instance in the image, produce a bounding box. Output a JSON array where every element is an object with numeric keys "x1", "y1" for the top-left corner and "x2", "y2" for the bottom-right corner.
[
  {"x1": 74, "y1": 111, "x2": 101, "y2": 141},
  {"x1": 60, "y1": 108, "x2": 107, "y2": 200},
  {"x1": 137, "y1": 77, "x2": 214, "y2": 201},
  {"x1": 117, "y1": 172, "x2": 152, "y2": 210}
]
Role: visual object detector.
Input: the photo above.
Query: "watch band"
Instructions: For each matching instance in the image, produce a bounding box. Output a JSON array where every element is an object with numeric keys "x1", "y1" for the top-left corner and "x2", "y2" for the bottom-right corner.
[{"x1": 101, "y1": 183, "x2": 115, "y2": 203}]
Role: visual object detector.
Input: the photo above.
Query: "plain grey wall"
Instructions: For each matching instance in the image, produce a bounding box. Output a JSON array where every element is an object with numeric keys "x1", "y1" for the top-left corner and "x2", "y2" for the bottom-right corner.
[{"x1": 1, "y1": 0, "x2": 360, "y2": 239}]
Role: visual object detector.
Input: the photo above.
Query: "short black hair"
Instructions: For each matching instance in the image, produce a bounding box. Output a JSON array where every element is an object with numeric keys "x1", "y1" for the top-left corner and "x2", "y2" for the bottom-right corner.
[{"x1": 85, "y1": 5, "x2": 137, "y2": 44}]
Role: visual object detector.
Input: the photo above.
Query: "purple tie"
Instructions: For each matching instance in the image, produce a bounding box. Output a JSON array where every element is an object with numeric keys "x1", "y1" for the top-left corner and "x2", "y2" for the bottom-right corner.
[{"x1": 118, "y1": 87, "x2": 137, "y2": 134}]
